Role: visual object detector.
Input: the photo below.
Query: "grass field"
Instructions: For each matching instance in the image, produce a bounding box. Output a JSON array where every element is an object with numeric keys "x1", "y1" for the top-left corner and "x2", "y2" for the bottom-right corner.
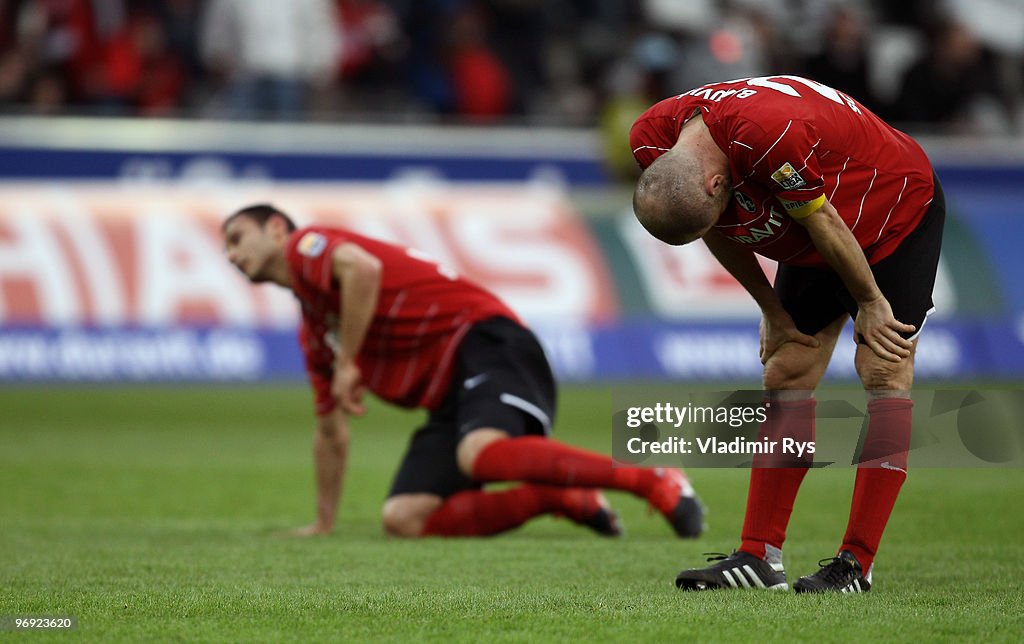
[{"x1": 2, "y1": 385, "x2": 1023, "y2": 642}]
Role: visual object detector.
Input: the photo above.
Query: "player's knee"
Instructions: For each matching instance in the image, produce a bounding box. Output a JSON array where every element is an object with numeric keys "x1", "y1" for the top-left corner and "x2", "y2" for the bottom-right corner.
[
  {"x1": 456, "y1": 428, "x2": 509, "y2": 477},
  {"x1": 856, "y1": 351, "x2": 914, "y2": 391},
  {"x1": 762, "y1": 358, "x2": 818, "y2": 391},
  {"x1": 381, "y1": 497, "x2": 431, "y2": 538}
]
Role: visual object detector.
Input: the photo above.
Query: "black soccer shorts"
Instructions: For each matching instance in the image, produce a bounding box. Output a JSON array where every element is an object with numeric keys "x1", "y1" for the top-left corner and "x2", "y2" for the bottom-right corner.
[
  {"x1": 775, "y1": 175, "x2": 946, "y2": 340},
  {"x1": 387, "y1": 317, "x2": 556, "y2": 499}
]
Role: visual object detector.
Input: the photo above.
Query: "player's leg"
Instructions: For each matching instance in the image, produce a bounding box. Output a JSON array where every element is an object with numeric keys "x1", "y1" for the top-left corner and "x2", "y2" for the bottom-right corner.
[
  {"x1": 795, "y1": 175, "x2": 945, "y2": 593},
  {"x1": 677, "y1": 264, "x2": 847, "y2": 590},
  {"x1": 820, "y1": 343, "x2": 915, "y2": 583},
  {"x1": 458, "y1": 429, "x2": 701, "y2": 537},
  {"x1": 381, "y1": 493, "x2": 443, "y2": 537},
  {"x1": 792, "y1": 343, "x2": 916, "y2": 592},
  {"x1": 384, "y1": 487, "x2": 622, "y2": 538},
  {"x1": 451, "y1": 318, "x2": 703, "y2": 538},
  {"x1": 384, "y1": 410, "x2": 621, "y2": 538},
  {"x1": 737, "y1": 314, "x2": 846, "y2": 559},
  {"x1": 419, "y1": 484, "x2": 622, "y2": 538},
  {"x1": 382, "y1": 415, "x2": 468, "y2": 537}
]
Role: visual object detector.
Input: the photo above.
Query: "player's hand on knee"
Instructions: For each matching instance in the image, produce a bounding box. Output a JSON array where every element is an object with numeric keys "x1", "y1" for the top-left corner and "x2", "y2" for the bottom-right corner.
[
  {"x1": 760, "y1": 311, "x2": 820, "y2": 364},
  {"x1": 854, "y1": 296, "x2": 916, "y2": 362},
  {"x1": 333, "y1": 360, "x2": 368, "y2": 416}
]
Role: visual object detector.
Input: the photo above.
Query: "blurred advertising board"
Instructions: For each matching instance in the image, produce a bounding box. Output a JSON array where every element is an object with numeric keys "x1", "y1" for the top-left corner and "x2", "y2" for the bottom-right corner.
[
  {"x1": 0, "y1": 180, "x2": 1018, "y2": 383},
  {"x1": 0, "y1": 182, "x2": 616, "y2": 327},
  {"x1": 0, "y1": 120, "x2": 1020, "y2": 383},
  {"x1": 0, "y1": 180, "x2": 618, "y2": 383}
]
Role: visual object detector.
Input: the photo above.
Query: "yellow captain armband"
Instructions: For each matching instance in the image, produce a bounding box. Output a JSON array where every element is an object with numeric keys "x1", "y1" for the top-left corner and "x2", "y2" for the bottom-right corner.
[{"x1": 778, "y1": 194, "x2": 826, "y2": 219}]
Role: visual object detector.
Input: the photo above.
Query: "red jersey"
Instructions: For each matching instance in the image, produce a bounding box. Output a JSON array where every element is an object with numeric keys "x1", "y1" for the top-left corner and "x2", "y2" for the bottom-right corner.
[
  {"x1": 630, "y1": 76, "x2": 935, "y2": 267},
  {"x1": 285, "y1": 226, "x2": 519, "y2": 414}
]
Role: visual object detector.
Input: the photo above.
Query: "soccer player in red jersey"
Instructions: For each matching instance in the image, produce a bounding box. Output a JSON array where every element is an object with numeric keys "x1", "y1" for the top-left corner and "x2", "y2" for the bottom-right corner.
[
  {"x1": 222, "y1": 204, "x2": 704, "y2": 540},
  {"x1": 630, "y1": 76, "x2": 945, "y2": 593}
]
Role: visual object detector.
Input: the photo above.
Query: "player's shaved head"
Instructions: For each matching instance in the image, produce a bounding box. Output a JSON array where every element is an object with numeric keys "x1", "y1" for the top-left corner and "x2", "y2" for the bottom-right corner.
[
  {"x1": 223, "y1": 203, "x2": 297, "y2": 233},
  {"x1": 633, "y1": 148, "x2": 723, "y2": 246}
]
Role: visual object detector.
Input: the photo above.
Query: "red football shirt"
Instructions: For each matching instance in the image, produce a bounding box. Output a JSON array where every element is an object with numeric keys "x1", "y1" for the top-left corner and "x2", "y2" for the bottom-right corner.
[
  {"x1": 630, "y1": 76, "x2": 935, "y2": 267},
  {"x1": 285, "y1": 226, "x2": 519, "y2": 414}
]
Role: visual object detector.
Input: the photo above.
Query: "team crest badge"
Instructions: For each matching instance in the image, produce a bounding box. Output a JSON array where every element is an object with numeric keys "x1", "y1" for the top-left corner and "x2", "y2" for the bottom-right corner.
[
  {"x1": 771, "y1": 162, "x2": 806, "y2": 190},
  {"x1": 734, "y1": 191, "x2": 756, "y2": 213},
  {"x1": 297, "y1": 232, "x2": 327, "y2": 257}
]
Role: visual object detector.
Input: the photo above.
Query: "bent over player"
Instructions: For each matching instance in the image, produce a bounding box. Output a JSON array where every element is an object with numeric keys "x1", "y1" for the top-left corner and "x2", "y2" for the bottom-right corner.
[
  {"x1": 630, "y1": 76, "x2": 944, "y2": 592},
  {"x1": 223, "y1": 204, "x2": 704, "y2": 540}
]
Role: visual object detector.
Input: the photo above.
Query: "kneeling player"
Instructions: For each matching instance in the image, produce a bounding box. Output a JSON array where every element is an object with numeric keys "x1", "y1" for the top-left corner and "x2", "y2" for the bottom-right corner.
[{"x1": 223, "y1": 204, "x2": 704, "y2": 539}]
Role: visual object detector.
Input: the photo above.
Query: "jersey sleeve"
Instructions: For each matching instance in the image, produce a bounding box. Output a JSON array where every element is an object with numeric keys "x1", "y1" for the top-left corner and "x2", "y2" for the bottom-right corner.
[
  {"x1": 733, "y1": 118, "x2": 827, "y2": 219},
  {"x1": 287, "y1": 227, "x2": 348, "y2": 292},
  {"x1": 629, "y1": 116, "x2": 675, "y2": 170},
  {"x1": 290, "y1": 226, "x2": 418, "y2": 293}
]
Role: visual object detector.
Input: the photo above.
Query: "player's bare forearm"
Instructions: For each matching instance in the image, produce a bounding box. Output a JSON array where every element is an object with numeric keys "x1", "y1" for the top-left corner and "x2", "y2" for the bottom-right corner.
[
  {"x1": 705, "y1": 229, "x2": 820, "y2": 361},
  {"x1": 311, "y1": 410, "x2": 350, "y2": 532},
  {"x1": 795, "y1": 200, "x2": 882, "y2": 305},
  {"x1": 796, "y1": 199, "x2": 914, "y2": 360},
  {"x1": 703, "y1": 229, "x2": 786, "y2": 318},
  {"x1": 332, "y1": 243, "x2": 382, "y2": 364}
]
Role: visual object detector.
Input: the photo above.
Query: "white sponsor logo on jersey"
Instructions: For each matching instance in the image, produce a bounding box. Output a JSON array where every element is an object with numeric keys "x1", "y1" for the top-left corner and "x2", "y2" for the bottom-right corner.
[
  {"x1": 730, "y1": 208, "x2": 785, "y2": 244},
  {"x1": 735, "y1": 192, "x2": 757, "y2": 213}
]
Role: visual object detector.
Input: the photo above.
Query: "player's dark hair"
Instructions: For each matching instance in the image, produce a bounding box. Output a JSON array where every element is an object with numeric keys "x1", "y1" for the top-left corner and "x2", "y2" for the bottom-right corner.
[{"x1": 223, "y1": 204, "x2": 297, "y2": 233}]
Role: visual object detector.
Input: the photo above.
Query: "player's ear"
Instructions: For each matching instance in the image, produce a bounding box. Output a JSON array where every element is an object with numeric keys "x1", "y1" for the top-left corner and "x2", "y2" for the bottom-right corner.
[
  {"x1": 707, "y1": 172, "x2": 727, "y2": 197},
  {"x1": 267, "y1": 214, "x2": 289, "y2": 238}
]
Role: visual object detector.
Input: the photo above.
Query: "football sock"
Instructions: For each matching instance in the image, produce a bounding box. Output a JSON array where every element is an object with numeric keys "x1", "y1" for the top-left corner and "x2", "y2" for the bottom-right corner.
[
  {"x1": 841, "y1": 397, "x2": 913, "y2": 572},
  {"x1": 470, "y1": 436, "x2": 673, "y2": 512},
  {"x1": 739, "y1": 398, "x2": 816, "y2": 559},
  {"x1": 421, "y1": 484, "x2": 576, "y2": 537}
]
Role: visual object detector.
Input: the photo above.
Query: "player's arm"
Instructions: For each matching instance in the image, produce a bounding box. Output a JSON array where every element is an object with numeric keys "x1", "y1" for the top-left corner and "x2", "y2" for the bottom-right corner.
[
  {"x1": 702, "y1": 229, "x2": 784, "y2": 317},
  {"x1": 289, "y1": 408, "x2": 350, "y2": 536},
  {"x1": 331, "y1": 242, "x2": 383, "y2": 415},
  {"x1": 703, "y1": 229, "x2": 819, "y2": 363},
  {"x1": 791, "y1": 197, "x2": 915, "y2": 361},
  {"x1": 311, "y1": 408, "x2": 350, "y2": 534}
]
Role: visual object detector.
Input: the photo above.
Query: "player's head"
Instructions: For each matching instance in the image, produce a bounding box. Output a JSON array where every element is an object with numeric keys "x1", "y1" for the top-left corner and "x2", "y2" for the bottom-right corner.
[
  {"x1": 222, "y1": 204, "x2": 297, "y2": 283},
  {"x1": 632, "y1": 146, "x2": 730, "y2": 245}
]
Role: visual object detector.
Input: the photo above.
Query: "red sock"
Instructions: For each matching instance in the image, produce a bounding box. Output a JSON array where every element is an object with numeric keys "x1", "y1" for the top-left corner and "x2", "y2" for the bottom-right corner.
[
  {"x1": 471, "y1": 436, "x2": 665, "y2": 508},
  {"x1": 421, "y1": 484, "x2": 570, "y2": 536},
  {"x1": 841, "y1": 398, "x2": 912, "y2": 573},
  {"x1": 739, "y1": 399, "x2": 816, "y2": 559}
]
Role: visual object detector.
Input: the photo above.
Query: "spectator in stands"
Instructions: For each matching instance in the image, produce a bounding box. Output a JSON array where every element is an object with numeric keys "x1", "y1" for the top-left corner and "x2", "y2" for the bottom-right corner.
[
  {"x1": 0, "y1": 0, "x2": 1019, "y2": 130},
  {"x1": 94, "y1": 11, "x2": 185, "y2": 115},
  {"x1": 323, "y1": 0, "x2": 406, "y2": 116},
  {"x1": 387, "y1": 0, "x2": 455, "y2": 116},
  {"x1": 801, "y1": 6, "x2": 880, "y2": 113},
  {"x1": 11, "y1": 0, "x2": 102, "y2": 110},
  {"x1": 446, "y1": 3, "x2": 512, "y2": 121},
  {"x1": 893, "y1": 17, "x2": 1003, "y2": 134},
  {"x1": 23, "y1": 64, "x2": 70, "y2": 114},
  {"x1": 153, "y1": 0, "x2": 204, "y2": 81},
  {"x1": 0, "y1": 44, "x2": 31, "y2": 107},
  {"x1": 199, "y1": 0, "x2": 338, "y2": 120}
]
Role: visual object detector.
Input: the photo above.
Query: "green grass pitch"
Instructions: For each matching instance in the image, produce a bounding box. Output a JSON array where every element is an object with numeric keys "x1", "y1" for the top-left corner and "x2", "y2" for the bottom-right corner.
[{"x1": 2, "y1": 385, "x2": 1023, "y2": 642}]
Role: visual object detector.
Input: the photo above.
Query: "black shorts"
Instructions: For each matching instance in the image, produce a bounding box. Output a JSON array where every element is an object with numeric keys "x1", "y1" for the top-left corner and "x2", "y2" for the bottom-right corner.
[
  {"x1": 387, "y1": 317, "x2": 557, "y2": 499},
  {"x1": 775, "y1": 175, "x2": 946, "y2": 340}
]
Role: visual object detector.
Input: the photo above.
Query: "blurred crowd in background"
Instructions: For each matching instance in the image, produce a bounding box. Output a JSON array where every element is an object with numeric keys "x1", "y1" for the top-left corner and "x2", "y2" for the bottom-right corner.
[{"x1": 1, "y1": 0, "x2": 1022, "y2": 139}]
